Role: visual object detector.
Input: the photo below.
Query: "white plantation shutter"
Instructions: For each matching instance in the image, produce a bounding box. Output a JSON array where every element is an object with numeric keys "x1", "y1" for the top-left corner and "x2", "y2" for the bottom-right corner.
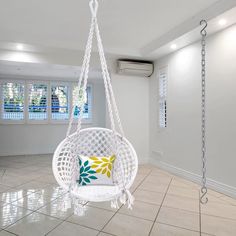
[
  {"x1": 28, "y1": 83, "x2": 48, "y2": 120},
  {"x1": 159, "y1": 69, "x2": 168, "y2": 128},
  {"x1": 2, "y1": 82, "x2": 24, "y2": 120},
  {"x1": 159, "y1": 99, "x2": 167, "y2": 128},
  {"x1": 0, "y1": 81, "x2": 93, "y2": 124},
  {"x1": 51, "y1": 84, "x2": 69, "y2": 120},
  {"x1": 159, "y1": 72, "x2": 167, "y2": 98}
]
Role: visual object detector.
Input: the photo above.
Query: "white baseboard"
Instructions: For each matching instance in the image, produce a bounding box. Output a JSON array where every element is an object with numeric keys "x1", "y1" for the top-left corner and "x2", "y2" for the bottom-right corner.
[
  {"x1": 0, "y1": 153, "x2": 53, "y2": 157},
  {"x1": 150, "y1": 157, "x2": 236, "y2": 199}
]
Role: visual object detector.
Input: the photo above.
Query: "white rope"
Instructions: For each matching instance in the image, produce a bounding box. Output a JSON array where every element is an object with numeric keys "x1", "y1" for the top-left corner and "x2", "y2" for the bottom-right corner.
[
  {"x1": 67, "y1": 0, "x2": 123, "y2": 137},
  {"x1": 76, "y1": 18, "x2": 95, "y2": 132},
  {"x1": 94, "y1": 19, "x2": 124, "y2": 136},
  {"x1": 66, "y1": 15, "x2": 96, "y2": 137},
  {"x1": 94, "y1": 18, "x2": 132, "y2": 208},
  {"x1": 62, "y1": 0, "x2": 135, "y2": 210}
]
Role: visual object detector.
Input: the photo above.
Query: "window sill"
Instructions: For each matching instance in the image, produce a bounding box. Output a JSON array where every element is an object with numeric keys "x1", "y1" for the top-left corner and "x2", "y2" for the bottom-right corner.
[{"x1": 0, "y1": 119, "x2": 93, "y2": 125}]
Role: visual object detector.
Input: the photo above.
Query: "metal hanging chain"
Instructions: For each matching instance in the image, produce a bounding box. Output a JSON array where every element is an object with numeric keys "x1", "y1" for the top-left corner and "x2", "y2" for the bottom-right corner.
[{"x1": 200, "y1": 19, "x2": 208, "y2": 204}]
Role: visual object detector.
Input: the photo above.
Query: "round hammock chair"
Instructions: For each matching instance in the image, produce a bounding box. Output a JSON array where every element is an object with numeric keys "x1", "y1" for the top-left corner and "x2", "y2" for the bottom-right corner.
[{"x1": 52, "y1": 0, "x2": 138, "y2": 213}]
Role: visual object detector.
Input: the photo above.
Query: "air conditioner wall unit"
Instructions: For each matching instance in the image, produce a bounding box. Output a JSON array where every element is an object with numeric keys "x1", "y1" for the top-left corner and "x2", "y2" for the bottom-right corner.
[{"x1": 117, "y1": 60, "x2": 154, "y2": 77}]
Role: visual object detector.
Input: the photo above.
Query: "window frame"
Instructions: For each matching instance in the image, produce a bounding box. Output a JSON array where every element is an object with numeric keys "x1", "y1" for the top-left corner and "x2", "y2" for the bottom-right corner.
[
  {"x1": 0, "y1": 79, "x2": 26, "y2": 124},
  {"x1": 27, "y1": 80, "x2": 49, "y2": 124},
  {"x1": 50, "y1": 81, "x2": 71, "y2": 124},
  {"x1": 0, "y1": 78, "x2": 93, "y2": 125}
]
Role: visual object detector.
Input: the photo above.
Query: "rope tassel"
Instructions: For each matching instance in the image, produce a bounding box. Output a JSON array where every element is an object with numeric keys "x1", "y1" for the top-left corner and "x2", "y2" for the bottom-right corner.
[
  {"x1": 111, "y1": 199, "x2": 119, "y2": 209},
  {"x1": 125, "y1": 190, "x2": 135, "y2": 209},
  {"x1": 117, "y1": 189, "x2": 135, "y2": 209}
]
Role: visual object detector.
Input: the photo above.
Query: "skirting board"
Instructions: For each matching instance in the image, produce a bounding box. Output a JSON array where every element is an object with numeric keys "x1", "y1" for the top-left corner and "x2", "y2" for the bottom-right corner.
[{"x1": 150, "y1": 157, "x2": 236, "y2": 199}]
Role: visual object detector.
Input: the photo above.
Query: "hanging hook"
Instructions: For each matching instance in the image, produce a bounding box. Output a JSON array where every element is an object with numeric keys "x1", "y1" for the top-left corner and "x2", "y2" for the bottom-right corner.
[
  {"x1": 89, "y1": 0, "x2": 98, "y2": 18},
  {"x1": 200, "y1": 186, "x2": 208, "y2": 204},
  {"x1": 200, "y1": 20, "x2": 207, "y2": 37}
]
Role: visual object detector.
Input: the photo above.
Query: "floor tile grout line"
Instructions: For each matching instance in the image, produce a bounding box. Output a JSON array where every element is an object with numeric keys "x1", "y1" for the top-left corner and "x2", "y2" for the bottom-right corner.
[
  {"x1": 1, "y1": 229, "x2": 19, "y2": 236},
  {"x1": 3, "y1": 209, "x2": 34, "y2": 231},
  {"x1": 0, "y1": 176, "x2": 53, "y2": 191},
  {"x1": 148, "y1": 176, "x2": 173, "y2": 236},
  {"x1": 64, "y1": 218, "x2": 102, "y2": 234},
  {"x1": 157, "y1": 204, "x2": 199, "y2": 215},
  {"x1": 9, "y1": 194, "x2": 61, "y2": 212},
  {"x1": 131, "y1": 169, "x2": 154, "y2": 193},
  {"x1": 156, "y1": 221, "x2": 201, "y2": 234},
  {"x1": 87, "y1": 202, "x2": 202, "y2": 227},
  {"x1": 84, "y1": 204, "x2": 120, "y2": 214},
  {"x1": 3, "y1": 196, "x2": 62, "y2": 231},
  {"x1": 98, "y1": 230, "x2": 118, "y2": 236},
  {"x1": 137, "y1": 188, "x2": 200, "y2": 201},
  {"x1": 97, "y1": 169, "x2": 154, "y2": 234},
  {"x1": 201, "y1": 212, "x2": 236, "y2": 222},
  {"x1": 104, "y1": 208, "x2": 154, "y2": 222},
  {"x1": 44, "y1": 213, "x2": 74, "y2": 236}
]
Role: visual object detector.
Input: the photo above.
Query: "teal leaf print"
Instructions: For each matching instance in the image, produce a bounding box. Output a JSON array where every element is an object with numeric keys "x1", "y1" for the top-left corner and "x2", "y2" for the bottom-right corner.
[
  {"x1": 84, "y1": 160, "x2": 89, "y2": 167},
  {"x1": 80, "y1": 166, "x2": 84, "y2": 174},
  {"x1": 84, "y1": 166, "x2": 90, "y2": 172},
  {"x1": 84, "y1": 178, "x2": 90, "y2": 183},
  {"x1": 89, "y1": 176, "x2": 97, "y2": 180},
  {"x1": 80, "y1": 173, "x2": 89, "y2": 177},
  {"x1": 77, "y1": 157, "x2": 98, "y2": 186}
]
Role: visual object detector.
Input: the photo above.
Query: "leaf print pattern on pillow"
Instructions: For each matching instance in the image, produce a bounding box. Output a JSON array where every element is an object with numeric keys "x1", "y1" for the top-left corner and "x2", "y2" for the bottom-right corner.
[
  {"x1": 77, "y1": 158, "x2": 97, "y2": 186},
  {"x1": 90, "y1": 155, "x2": 116, "y2": 178}
]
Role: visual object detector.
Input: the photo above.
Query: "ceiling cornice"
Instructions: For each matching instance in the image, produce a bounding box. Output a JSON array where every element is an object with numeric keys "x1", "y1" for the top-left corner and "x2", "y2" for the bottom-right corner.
[{"x1": 140, "y1": 0, "x2": 236, "y2": 56}]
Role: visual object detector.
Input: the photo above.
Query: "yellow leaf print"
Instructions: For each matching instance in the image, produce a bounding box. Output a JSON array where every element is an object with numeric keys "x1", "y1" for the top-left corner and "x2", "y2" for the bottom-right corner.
[
  {"x1": 102, "y1": 163, "x2": 108, "y2": 167},
  {"x1": 93, "y1": 161, "x2": 102, "y2": 164},
  {"x1": 90, "y1": 155, "x2": 116, "y2": 177},
  {"x1": 110, "y1": 155, "x2": 115, "y2": 162},
  {"x1": 91, "y1": 164, "x2": 98, "y2": 168},
  {"x1": 108, "y1": 163, "x2": 112, "y2": 171}
]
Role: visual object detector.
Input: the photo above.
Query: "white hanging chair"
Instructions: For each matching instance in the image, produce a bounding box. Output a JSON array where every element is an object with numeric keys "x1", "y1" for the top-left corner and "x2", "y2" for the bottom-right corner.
[{"x1": 52, "y1": 0, "x2": 138, "y2": 211}]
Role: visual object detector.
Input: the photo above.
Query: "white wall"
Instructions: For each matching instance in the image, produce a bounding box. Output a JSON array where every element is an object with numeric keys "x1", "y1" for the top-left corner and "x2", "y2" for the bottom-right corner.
[
  {"x1": 150, "y1": 24, "x2": 236, "y2": 191},
  {"x1": 0, "y1": 60, "x2": 150, "y2": 162},
  {"x1": 0, "y1": 81, "x2": 106, "y2": 156},
  {"x1": 110, "y1": 73, "x2": 150, "y2": 163}
]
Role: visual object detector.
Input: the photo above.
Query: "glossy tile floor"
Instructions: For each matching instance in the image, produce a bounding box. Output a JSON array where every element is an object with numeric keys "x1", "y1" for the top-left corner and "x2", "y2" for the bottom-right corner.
[{"x1": 0, "y1": 155, "x2": 236, "y2": 236}]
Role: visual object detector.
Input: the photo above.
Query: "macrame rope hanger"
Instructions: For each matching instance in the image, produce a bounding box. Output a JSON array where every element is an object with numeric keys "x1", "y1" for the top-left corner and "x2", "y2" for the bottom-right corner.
[{"x1": 200, "y1": 19, "x2": 208, "y2": 204}]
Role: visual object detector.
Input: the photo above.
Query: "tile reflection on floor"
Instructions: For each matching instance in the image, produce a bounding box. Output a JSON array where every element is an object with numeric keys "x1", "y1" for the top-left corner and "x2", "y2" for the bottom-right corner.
[{"x1": 0, "y1": 154, "x2": 236, "y2": 235}]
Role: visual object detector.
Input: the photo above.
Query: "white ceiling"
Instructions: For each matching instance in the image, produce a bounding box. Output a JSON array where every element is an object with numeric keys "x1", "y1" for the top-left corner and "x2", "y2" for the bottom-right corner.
[
  {"x1": 0, "y1": 61, "x2": 102, "y2": 80},
  {"x1": 1, "y1": 0, "x2": 235, "y2": 60}
]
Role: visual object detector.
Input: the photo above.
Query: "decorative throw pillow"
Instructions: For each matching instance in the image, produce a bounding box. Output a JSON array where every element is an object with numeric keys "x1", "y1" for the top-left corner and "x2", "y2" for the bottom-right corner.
[{"x1": 77, "y1": 155, "x2": 116, "y2": 186}]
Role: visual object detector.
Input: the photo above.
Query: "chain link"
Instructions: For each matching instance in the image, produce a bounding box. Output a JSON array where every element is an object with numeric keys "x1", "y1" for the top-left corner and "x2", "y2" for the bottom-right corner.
[{"x1": 200, "y1": 20, "x2": 208, "y2": 204}]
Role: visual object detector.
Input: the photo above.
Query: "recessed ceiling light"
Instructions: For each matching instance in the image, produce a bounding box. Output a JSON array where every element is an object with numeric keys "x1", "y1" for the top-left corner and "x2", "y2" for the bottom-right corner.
[
  {"x1": 16, "y1": 44, "x2": 23, "y2": 51},
  {"x1": 219, "y1": 19, "x2": 227, "y2": 26},
  {"x1": 170, "y1": 44, "x2": 177, "y2": 50}
]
